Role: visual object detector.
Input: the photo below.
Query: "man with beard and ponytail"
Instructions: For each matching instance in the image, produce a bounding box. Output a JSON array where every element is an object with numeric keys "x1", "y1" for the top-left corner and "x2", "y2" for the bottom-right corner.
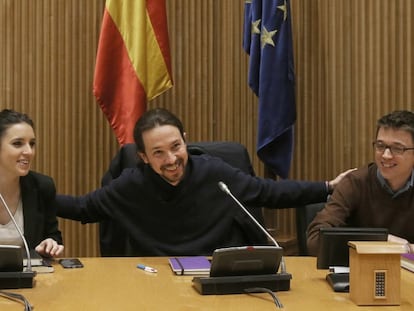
[{"x1": 56, "y1": 108, "x2": 351, "y2": 256}]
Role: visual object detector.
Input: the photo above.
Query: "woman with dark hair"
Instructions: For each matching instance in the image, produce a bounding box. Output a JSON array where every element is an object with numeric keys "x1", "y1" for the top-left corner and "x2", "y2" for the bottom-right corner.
[{"x1": 0, "y1": 109, "x2": 63, "y2": 257}]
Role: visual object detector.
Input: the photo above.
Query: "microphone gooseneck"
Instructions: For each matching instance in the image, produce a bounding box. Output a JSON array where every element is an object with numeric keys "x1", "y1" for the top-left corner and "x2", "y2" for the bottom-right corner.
[
  {"x1": 0, "y1": 193, "x2": 33, "y2": 272},
  {"x1": 218, "y1": 181, "x2": 287, "y2": 273},
  {"x1": 218, "y1": 181, "x2": 279, "y2": 247}
]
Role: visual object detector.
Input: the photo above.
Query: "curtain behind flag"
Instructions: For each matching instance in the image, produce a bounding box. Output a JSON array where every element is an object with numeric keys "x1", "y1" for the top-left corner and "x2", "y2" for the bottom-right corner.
[
  {"x1": 94, "y1": 0, "x2": 173, "y2": 145},
  {"x1": 243, "y1": 0, "x2": 296, "y2": 178}
]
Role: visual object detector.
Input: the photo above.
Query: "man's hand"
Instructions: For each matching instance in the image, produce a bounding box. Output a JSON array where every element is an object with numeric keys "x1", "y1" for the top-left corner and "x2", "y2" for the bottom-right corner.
[{"x1": 327, "y1": 168, "x2": 357, "y2": 192}]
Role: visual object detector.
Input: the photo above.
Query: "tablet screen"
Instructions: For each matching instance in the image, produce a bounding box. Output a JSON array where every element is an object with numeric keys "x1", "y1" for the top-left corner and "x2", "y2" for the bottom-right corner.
[{"x1": 209, "y1": 246, "x2": 283, "y2": 277}]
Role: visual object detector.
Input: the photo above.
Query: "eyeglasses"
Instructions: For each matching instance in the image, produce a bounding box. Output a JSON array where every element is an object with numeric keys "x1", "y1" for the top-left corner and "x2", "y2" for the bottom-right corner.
[{"x1": 372, "y1": 141, "x2": 414, "y2": 155}]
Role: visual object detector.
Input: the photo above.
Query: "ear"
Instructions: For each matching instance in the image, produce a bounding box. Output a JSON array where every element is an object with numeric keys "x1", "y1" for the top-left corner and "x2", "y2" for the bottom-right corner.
[
  {"x1": 138, "y1": 151, "x2": 149, "y2": 164},
  {"x1": 183, "y1": 132, "x2": 187, "y2": 142}
]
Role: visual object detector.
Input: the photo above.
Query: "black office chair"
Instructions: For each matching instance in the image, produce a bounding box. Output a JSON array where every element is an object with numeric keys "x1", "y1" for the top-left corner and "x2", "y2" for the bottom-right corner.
[
  {"x1": 99, "y1": 141, "x2": 268, "y2": 256},
  {"x1": 295, "y1": 202, "x2": 326, "y2": 256}
]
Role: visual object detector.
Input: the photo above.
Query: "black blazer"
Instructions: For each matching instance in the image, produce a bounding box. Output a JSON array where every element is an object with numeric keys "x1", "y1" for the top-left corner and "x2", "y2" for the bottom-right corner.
[{"x1": 19, "y1": 171, "x2": 63, "y2": 249}]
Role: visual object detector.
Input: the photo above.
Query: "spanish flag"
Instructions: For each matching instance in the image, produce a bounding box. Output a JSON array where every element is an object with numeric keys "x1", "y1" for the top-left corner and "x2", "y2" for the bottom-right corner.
[{"x1": 94, "y1": 0, "x2": 173, "y2": 145}]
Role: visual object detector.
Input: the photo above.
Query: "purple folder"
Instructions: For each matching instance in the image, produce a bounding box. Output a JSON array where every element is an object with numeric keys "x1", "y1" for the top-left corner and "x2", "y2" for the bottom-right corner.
[{"x1": 169, "y1": 256, "x2": 211, "y2": 275}]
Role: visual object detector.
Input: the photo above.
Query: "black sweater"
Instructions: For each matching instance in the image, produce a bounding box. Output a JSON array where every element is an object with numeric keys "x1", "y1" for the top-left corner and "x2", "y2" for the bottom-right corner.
[{"x1": 57, "y1": 155, "x2": 327, "y2": 256}]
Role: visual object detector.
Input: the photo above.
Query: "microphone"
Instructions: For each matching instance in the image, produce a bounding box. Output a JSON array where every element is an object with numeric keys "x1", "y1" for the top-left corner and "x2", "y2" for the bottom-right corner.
[
  {"x1": 0, "y1": 193, "x2": 36, "y2": 289},
  {"x1": 218, "y1": 181, "x2": 287, "y2": 273},
  {"x1": 192, "y1": 181, "x2": 292, "y2": 296}
]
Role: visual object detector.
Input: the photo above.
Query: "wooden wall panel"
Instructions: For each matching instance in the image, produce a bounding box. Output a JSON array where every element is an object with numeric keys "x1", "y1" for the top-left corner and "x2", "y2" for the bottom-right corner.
[
  {"x1": 291, "y1": 0, "x2": 413, "y2": 182},
  {"x1": 0, "y1": 0, "x2": 111, "y2": 257},
  {"x1": 0, "y1": 0, "x2": 413, "y2": 257}
]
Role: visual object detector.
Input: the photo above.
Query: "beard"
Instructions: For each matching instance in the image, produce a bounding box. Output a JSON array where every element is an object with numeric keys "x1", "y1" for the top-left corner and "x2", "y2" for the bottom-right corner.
[{"x1": 160, "y1": 158, "x2": 185, "y2": 185}]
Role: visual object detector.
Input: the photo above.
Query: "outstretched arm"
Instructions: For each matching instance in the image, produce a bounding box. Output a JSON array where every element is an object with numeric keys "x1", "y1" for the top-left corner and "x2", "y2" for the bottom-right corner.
[{"x1": 55, "y1": 194, "x2": 86, "y2": 221}]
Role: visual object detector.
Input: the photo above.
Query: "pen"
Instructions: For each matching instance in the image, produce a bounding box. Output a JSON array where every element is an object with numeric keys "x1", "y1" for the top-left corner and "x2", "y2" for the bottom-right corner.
[{"x1": 137, "y1": 264, "x2": 157, "y2": 273}]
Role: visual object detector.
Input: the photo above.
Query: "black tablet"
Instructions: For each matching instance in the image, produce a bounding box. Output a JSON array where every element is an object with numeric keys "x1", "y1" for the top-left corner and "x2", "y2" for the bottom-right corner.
[
  {"x1": 317, "y1": 227, "x2": 388, "y2": 269},
  {"x1": 209, "y1": 246, "x2": 283, "y2": 277},
  {"x1": 0, "y1": 244, "x2": 23, "y2": 272}
]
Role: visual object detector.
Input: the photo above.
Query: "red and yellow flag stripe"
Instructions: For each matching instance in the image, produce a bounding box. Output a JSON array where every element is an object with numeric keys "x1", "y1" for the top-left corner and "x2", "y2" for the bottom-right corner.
[{"x1": 94, "y1": 0, "x2": 173, "y2": 145}]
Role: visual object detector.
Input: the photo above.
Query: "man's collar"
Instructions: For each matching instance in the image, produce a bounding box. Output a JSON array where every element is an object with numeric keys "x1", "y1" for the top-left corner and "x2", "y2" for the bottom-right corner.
[{"x1": 376, "y1": 167, "x2": 414, "y2": 198}]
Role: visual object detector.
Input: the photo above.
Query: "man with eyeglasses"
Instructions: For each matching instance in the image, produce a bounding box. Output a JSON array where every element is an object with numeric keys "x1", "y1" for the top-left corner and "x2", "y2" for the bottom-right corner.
[{"x1": 307, "y1": 110, "x2": 414, "y2": 256}]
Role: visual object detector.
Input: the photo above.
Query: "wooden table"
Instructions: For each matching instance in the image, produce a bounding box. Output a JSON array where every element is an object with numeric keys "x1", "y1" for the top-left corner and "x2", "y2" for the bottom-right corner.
[{"x1": 1, "y1": 257, "x2": 413, "y2": 310}]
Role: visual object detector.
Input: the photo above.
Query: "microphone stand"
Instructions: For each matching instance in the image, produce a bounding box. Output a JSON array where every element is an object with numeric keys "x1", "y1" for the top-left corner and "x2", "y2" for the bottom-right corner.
[
  {"x1": 0, "y1": 193, "x2": 36, "y2": 289},
  {"x1": 192, "y1": 182, "x2": 292, "y2": 295},
  {"x1": 218, "y1": 182, "x2": 287, "y2": 274}
]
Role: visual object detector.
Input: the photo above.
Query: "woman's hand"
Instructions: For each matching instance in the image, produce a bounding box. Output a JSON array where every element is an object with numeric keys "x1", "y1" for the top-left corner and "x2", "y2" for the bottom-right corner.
[{"x1": 35, "y1": 238, "x2": 64, "y2": 257}]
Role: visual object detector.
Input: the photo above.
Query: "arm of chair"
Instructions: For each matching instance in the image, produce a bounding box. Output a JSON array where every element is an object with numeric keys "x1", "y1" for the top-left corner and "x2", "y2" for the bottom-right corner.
[{"x1": 296, "y1": 202, "x2": 326, "y2": 256}]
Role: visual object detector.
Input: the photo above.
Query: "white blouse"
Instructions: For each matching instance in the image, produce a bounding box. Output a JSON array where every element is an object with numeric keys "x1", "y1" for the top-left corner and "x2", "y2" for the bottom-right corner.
[{"x1": 0, "y1": 200, "x2": 24, "y2": 246}]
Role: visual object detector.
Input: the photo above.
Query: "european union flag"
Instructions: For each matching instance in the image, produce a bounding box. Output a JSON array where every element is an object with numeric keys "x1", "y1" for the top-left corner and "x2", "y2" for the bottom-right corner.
[{"x1": 243, "y1": 0, "x2": 296, "y2": 179}]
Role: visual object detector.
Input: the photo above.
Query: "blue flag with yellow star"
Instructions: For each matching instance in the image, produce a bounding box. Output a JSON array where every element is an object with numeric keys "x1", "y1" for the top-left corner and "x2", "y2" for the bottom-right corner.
[{"x1": 243, "y1": 0, "x2": 296, "y2": 179}]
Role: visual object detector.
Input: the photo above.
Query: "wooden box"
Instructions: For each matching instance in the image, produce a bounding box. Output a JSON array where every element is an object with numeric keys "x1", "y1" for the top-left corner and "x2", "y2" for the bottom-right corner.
[{"x1": 348, "y1": 241, "x2": 406, "y2": 306}]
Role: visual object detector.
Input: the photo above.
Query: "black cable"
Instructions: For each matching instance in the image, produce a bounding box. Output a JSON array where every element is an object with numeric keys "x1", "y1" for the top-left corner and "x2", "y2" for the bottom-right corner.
[
  {"x1": 0, "y1": 290, "x2": 33, "y2": 311},
  {"x1": 244, "y1": 287, "x2": 283, "y2": 308}
]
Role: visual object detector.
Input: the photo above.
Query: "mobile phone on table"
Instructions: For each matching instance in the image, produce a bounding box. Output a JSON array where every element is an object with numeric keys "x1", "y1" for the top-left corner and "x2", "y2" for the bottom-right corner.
[{"x1": 59, "y1": 258, "x2": 84, "y2": 268}]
